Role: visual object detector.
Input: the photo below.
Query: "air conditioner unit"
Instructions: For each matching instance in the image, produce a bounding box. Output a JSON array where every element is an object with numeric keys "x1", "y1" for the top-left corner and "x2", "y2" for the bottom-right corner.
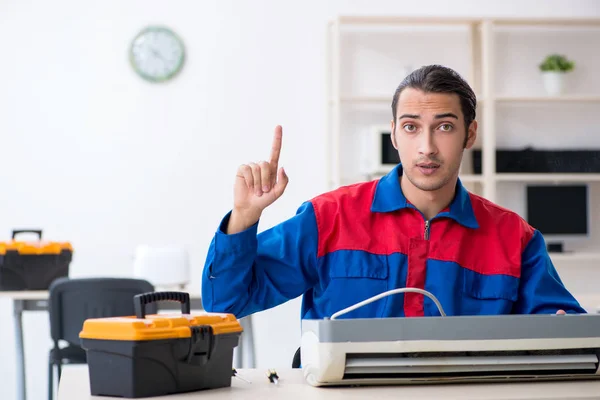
[{"x1": 301, "y1": 289, "x2": 600, "y2": 387}]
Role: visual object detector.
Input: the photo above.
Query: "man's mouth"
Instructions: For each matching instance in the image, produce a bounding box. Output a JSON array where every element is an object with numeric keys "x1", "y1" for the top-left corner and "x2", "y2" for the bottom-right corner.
[
  {"x1": 417, "y1": 163, "x2": 440, "y2": 169},
  {"x1": 416, "y1": 163, "x2": 440, "y2": 175}
]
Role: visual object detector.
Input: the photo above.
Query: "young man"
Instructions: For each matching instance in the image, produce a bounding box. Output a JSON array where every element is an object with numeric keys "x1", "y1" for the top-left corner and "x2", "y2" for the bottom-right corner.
[{"x1": 201, "y1": 65, "x2": 585, "y2": 320}]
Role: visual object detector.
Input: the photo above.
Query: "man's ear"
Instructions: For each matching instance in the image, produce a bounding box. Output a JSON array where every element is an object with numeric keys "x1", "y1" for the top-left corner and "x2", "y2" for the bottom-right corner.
[
  {"x1": 390, "y1": 120, "x2": 398, "y2": 150},
  {"x1": 464, "y1": 120, "x2": 478, "y2": 149}
]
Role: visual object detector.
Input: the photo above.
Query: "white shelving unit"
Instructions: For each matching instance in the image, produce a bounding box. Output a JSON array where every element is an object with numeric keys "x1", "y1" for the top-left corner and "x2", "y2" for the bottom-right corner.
[
  {"x1": 326, "y1": 16, "x2": 600, "y2": 262},
  {"x1": 495, "y1": 174, "x2": 600, "y2": 183}
]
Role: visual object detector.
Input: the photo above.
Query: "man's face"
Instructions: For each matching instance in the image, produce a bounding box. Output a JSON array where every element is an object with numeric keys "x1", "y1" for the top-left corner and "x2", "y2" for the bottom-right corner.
[{"x1": 391, "y1": 88, "x2": 477, "y2": 192}]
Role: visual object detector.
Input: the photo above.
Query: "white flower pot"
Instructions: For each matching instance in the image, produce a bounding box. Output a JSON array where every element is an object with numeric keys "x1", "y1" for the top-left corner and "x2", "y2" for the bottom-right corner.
[{"x1": 542, "y1": 71, "x2": 566, "y2": 96}]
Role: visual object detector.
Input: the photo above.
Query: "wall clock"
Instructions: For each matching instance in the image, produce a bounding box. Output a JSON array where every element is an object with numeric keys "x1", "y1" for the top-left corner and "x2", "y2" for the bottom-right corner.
[{"x1": 129, "y1": 26, "x2": 185, "y2": 83}]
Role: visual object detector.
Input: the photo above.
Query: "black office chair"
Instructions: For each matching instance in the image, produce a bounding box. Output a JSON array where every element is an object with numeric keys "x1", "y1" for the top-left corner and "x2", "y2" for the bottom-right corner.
[
  {"x1": 47, "y1": 277, "x2": 157, "y2": 400},
  {"x1": 292, "y1": 346, "x2": 301, "y2": 368}
]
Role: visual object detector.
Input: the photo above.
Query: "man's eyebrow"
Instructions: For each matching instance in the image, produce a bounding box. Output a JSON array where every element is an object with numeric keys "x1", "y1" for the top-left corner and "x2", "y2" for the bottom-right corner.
[
  {"x1": 435, "y1": 113, "x2": 459, "y2": 120},
  {"x1": 398, "y1": 113, "x2": 459, "y2": 120},
  {"x1": 398, "y1": 114, "x2": 420, "y2": 119}
]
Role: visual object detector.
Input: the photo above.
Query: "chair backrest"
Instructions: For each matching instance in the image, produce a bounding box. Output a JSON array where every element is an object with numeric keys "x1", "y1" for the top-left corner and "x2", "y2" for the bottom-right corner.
[
  {"x1": 48, "y1": 277, "x2": 156, "y2": 346},
  {"x1": 133, "y1": 245, "x2": 190, "y2": 288},
  {"x1": 292, "y1": 346, "x2": 301, "y2": 368}
]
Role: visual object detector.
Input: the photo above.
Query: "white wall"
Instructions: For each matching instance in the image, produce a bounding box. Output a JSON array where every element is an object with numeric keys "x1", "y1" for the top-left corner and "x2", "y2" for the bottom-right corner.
[{"x1": 1, "y1": 1, "x2": 600, "y2": 399}]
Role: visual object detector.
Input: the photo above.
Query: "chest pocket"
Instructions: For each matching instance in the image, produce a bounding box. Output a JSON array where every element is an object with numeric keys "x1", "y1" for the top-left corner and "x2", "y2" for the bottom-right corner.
[
  {"x1": 325, "y1": 252, "x2": 389, "y2": 319},
  {"x1": 460, "y1": 270, "x2": 519, "y2": 315}
]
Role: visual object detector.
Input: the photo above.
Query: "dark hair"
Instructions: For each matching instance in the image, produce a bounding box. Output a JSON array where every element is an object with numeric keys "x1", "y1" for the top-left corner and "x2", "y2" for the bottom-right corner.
[{"x1": 392, "y1": 65, "x2": 477, "y2": 138}]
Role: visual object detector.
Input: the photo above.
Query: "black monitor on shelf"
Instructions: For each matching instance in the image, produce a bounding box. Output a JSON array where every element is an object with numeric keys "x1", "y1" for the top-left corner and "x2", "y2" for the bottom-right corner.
[{"x1": 526, "y1": 184, "x2": 590, "y2": 253}]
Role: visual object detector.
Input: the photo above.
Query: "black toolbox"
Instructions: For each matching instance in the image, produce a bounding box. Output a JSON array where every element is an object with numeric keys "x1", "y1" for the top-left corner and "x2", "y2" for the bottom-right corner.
[
  {"x1": 0, "y1": 230, "x2": 73, "y2": 290},
  {"x1": 79, "y1": 291, "x2": 243, "y2": 398}
]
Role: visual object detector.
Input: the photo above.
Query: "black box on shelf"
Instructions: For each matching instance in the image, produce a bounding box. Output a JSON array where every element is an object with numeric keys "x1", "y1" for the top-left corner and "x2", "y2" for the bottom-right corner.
[{"x1": 472, "y1": 149, "x2": 600, "y2": 174}]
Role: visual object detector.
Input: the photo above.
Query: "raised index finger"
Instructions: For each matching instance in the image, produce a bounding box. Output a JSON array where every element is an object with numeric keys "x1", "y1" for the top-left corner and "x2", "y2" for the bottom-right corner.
[{"x1": 269, "y1": 125, "x2": 283, "y2": 169}]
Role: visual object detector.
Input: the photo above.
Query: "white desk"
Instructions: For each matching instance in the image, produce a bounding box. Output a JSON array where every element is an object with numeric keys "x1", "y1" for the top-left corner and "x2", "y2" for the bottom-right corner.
[
  {"x1": 9, "y1": 291, "x2": 600, "y2": 400},
  {"x1": 0, "y1": 291, "x2": 255, "y2": 400},
  {"x1": 58, "y1": 366, "x2": 600, "y2": 400}
]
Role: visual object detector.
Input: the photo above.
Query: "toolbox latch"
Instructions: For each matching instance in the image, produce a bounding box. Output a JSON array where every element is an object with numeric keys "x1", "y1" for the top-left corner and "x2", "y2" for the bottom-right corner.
[{"x1": 187, "y1": 325, "x2": 215, "y2": 365}]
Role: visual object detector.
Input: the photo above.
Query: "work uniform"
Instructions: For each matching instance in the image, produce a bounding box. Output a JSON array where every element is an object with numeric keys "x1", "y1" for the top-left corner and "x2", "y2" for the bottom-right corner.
[{"x1": 202, "y1": 164, "x2": 585, "y2": 319}]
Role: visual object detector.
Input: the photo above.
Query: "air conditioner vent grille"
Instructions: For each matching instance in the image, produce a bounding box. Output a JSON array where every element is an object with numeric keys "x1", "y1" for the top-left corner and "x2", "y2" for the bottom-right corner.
[{"x1": 343, "y1": 350, "x2": 599, "y2": 379}]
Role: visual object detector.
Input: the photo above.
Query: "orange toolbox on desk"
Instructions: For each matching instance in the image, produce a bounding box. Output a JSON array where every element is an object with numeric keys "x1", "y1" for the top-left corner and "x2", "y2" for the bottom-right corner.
[
  {"x1": 79, "y1": 292, "x2": 243, "y2": 398},
  {"x1": 0, "y1": 229, "x2": 72, "y2": 290}
]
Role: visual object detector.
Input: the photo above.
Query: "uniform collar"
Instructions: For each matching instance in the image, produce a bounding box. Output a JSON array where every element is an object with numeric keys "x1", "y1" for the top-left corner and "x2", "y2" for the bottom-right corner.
[{"x1": 370, "y1": 163, "x2": 479, "y2": 229}]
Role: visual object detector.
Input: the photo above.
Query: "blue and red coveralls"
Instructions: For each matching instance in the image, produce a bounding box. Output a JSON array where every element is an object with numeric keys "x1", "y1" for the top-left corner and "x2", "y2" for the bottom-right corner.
[{"x1": 202, "y1": 164, "x2": 585, "y2": 319}]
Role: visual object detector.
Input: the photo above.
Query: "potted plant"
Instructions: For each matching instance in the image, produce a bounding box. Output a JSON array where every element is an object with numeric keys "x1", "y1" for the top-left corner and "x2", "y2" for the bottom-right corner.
[{"x1": 539, "y1": 54, "x2": 575, "y2": 96}]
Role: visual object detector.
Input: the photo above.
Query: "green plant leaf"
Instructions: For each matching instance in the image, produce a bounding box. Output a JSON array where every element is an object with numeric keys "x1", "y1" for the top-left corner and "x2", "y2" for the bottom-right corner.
[{"x1": 539, "y1": 54, "x2": 575, "y2": 72}]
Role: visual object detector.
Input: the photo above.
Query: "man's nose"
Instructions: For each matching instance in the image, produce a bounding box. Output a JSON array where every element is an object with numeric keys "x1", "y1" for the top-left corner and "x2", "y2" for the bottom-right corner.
[{"x1": 418, "y1": 129, "x2": 437, "y2": 155}]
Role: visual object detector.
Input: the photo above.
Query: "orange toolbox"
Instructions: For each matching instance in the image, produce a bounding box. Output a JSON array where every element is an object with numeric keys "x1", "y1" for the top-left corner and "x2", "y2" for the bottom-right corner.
[
  {"x1": 0, "y1": 229, "x2": 72, "y2": 290},
  {"x1": 79, "y1": 292, "x2": 243, "y2": 398}
]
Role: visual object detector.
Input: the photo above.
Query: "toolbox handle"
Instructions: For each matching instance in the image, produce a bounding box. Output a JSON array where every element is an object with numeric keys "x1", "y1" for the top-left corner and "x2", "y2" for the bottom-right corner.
[
  {"x1": 134, "y1": 291, "x2": 191, "y2": 319},
  {"x1": 12, "y1": 229, "x2": 42, "y2": 240}
]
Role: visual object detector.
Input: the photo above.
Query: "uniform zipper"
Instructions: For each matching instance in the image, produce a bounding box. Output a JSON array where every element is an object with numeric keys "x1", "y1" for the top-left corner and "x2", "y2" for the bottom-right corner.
[{"x1": 424, "y1": 220, "x2": 430, "y2": 240}]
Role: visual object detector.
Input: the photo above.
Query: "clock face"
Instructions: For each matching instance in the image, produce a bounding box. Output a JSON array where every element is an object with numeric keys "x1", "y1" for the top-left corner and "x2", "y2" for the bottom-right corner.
[{"x1": 130, "y1": 26, "x2": 185, "y2": 83}]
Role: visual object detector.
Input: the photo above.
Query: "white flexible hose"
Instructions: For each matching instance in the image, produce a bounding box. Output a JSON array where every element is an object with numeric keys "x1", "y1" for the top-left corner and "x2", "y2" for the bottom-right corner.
[{"x1": 330, "y1": 287, "x2": 447, "y2": 320}]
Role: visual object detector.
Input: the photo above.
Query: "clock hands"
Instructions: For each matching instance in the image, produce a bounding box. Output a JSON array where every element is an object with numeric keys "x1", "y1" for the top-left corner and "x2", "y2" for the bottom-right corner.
[{"x1": 150, "y1": 48, "x2": 166, "y2": 63}]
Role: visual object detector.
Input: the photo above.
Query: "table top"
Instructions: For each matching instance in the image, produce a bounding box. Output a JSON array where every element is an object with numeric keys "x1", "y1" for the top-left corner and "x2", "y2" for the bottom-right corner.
[
  {"x1": 58, "y1": 366, "x2": 600, "y2": 400},
  {"x1": 0, "y1": 290, "x2": 202, "y2": 300},
  {"x1": 0, "y1": 290, "x2": 49, "y2": 300}
]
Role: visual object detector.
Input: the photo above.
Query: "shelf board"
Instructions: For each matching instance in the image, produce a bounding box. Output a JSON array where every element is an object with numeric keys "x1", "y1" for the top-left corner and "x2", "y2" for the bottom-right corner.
[
  {"x1": 459, "y1": 174, "x2": 484, "y2": 183},
  {"x1": 495, "y1": 173, "x2": 600, "y2": 182},
  {"x1": 496, "y1": 95, "x2": 600, "y2": 103},
  {"x1": 337, "y1": 96, "x2": 389, "y2": 104},
  {"x1": 549, "y1": 252, "x2": 600, "y2": 262},
  {"x1": 333, "y1": 16, "x2": 600, "y2": 27},
  {"x1": 336, "y1": 95, "x2": 486, "y2": 104},
  {"x1": 348, "y1": 173, "x2": 597, "y2": 184},
  {"x1": 492, "y1": 18, "x2": 600, "y2": 27},
  {"x1": 335, "y1": 95, "x2": 600, "y2": 104},
  {"x1": 336, "y1": 16, "x2": 480, "y2": 26},
  {"x1": 358, "y1": 172, "x2": 483, "y2": 183}
]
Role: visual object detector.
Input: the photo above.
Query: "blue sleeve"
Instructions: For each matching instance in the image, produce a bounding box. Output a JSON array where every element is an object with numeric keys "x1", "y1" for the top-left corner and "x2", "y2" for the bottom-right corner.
[
  {"x1": 201, "y1": 201, "x2": 319, "y2": 318},
  {"x1": 513, "y1": 230, "x2": 586, "y2": 314}
]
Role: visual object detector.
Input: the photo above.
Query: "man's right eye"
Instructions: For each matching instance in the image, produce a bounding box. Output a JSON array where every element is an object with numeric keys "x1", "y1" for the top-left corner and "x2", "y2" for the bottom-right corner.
[{"x1": 403, "y1": 124, "x2": 416, "y2": 132}]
